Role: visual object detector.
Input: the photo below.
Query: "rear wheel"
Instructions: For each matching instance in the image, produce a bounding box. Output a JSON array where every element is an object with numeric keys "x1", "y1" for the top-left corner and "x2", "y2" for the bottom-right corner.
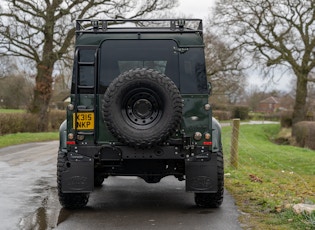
[
  {"x1": 142, "y1": 176, "x2": 162, "y2": 184},
  {"x1": 194, "y1": 151, "x2": 224, "y2": 208},
  {"x1": 57, "y1": 151, "x2": 89, "y2": 209},
  {"x1": 94, "y1": 174, "x2": 105, "y2": 187}
]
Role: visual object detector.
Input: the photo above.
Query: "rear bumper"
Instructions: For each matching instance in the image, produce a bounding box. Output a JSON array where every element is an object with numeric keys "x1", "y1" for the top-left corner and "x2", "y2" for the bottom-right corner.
[{"x1": 59, "y1": 144, "x2": 218, "y2": 193}]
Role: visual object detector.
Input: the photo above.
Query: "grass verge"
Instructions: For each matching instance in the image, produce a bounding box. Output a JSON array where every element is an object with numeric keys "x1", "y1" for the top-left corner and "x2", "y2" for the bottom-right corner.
[
  {"x1": 0, "y1": 132, "x2": 58, "y2": 148},
  {"x1": 0, "y1": 109, "x2": 26, "y2": 113},
  {"x1": 222, "y1": 124, "x2": 315, "y2": 230}
]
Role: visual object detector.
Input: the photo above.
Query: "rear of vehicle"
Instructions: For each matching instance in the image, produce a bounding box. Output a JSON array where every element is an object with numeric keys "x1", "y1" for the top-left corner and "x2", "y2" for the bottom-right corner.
[{"x1": 58, "y1": 19, "x2": 223, "y2": 209}]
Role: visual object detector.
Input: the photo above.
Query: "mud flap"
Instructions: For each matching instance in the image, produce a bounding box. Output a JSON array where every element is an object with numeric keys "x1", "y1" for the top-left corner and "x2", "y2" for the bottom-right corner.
[
  {"x1": 185, "y1": 152, "x2": 218, "y2": 192},
  {"x1": 61, "y1": 154, "x2": 94, "y2": 193}
]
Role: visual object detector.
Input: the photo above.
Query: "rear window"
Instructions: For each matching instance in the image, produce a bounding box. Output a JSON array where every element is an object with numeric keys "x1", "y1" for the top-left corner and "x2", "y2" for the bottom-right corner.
[
  {"x1": 98, "y1": 40, "x2": 179, "y2": 93},
  {"x1": 71, "y1": 40, "x2": 208, "y2": 95},
  {"x1": 179, "y1": 48, "x2": 208, "y2": 94},
  {"x1": 118, "y1": 61, "x2": 167, "y2": 74}
]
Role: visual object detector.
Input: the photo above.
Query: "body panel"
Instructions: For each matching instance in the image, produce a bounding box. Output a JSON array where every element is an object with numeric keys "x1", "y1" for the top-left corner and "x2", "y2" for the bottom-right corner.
[{"x1": 58, "y1": 19, "x2": 222, "y2": 203}]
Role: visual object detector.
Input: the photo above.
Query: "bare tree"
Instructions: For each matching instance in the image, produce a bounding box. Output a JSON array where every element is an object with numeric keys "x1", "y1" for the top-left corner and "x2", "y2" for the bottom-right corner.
[
  {"x1": 211, "y1": 0, "x2": 315, "y2": 128},
  {"x1": 0, "y1": 56, "x2": 19, "y2": 78},
  {"x1": 204, "y1": 32, "x2": 247, "y2": 104},
  {"x1": 0, "y1": 0, "x2": 178, "y2": 131}
]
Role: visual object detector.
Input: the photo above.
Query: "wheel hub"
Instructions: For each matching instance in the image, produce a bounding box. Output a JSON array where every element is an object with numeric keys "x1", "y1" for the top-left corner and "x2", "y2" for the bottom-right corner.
[
  {"x1": 124, "y1": 90, "x2": 161, "y2": 127},
  {"x1": 133, "y1": 99, "x2": 152, "y2": 118}
]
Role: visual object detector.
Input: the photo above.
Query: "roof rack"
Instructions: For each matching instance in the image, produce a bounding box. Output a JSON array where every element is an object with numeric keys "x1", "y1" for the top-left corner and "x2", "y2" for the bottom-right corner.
[{"x1": 75, "y1": 19, "x2": 203, "y2": 37}]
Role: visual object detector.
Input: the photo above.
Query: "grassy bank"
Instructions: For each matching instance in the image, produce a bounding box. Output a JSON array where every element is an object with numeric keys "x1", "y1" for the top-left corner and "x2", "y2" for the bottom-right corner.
[
  {"x1": 0, "y1": 132, "x2": 58, "y2": 148},
  {"x1": 222, "y1": 124, "x2": 315, "y2": 229}
]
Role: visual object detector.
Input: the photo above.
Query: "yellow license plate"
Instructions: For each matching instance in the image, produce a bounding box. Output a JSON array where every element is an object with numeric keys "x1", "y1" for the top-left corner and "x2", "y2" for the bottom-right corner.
[{"x1": 73, "y1": 112, "x2": 94, "y2": 130}]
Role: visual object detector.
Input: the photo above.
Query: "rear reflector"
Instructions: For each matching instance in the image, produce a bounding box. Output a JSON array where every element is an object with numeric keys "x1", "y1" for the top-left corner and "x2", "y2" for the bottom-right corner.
[
  {"x1": 66, "y1": 141, "x2": 76, "y2": 145},
  {"x1": 203, "y1": 141, "x2": 212, "y2": 146}
]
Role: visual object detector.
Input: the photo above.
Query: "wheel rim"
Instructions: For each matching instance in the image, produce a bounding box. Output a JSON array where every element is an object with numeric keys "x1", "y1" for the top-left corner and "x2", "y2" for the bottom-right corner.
[
  {"x1": 103, "y1": 68, "x2": 183, "y2": 147},
  {"x1": 122, "y1": 87, "x2": 163, "y2": 129}
]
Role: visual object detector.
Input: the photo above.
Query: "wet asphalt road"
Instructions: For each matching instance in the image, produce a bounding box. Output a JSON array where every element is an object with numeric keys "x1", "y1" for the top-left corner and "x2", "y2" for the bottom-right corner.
[{"x1": 0, "y1": 141, "x2": 242, "y2": 230}]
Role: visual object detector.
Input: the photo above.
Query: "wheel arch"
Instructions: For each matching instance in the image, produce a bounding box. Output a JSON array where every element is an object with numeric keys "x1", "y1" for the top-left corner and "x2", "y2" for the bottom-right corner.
[
  {"x1": 59, "y1": 119, "x2": 67, "y2": 151},
  {"x1": 212, "y1": 117, "x2": 223, "y2": 153}
]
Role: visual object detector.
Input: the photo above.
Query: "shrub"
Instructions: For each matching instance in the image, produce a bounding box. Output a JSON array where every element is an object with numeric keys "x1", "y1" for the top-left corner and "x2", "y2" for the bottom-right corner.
[
  {"x1": 280, "y1": 111, "x2": 293, "y2": 128},
  {"x1": 249, "y1": 112, "x2": 281, "y2": 121},
  {"x1": 306, "y1": 111, "x2": 314, "y2": 121},
  {"x1": 248, "y1": 112, "x2": 264, "y2": 120},
  {"x1": 211, "y1": 103, "x2": 229, "y2": 111},
  {"x1": 231, "y1": 106, "x2": 249, "y2": 120},
  {"x1": 0, "y1": 110, "x2": 66, "y2": 135},
  {"x1": 0, "y1": 113, "x2": 39, "y2": 135},
  {"x1": 213, "y1": 110, "x2": 231, "y2": 121},
  {"x1": 292, "y1": 121, "x2": 315, "y2": 150},
  {"x1": 262, "y1": 113, "x2": 281, "y2": 121},
  {"x1": 49, "y1": 110, "x2": 66, "y2": 131}
]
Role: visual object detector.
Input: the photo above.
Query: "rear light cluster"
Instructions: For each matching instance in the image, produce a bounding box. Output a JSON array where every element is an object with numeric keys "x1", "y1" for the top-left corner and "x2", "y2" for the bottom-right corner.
[
  {"x1": 68, "y1": 133, "x2": 85, "y2": 141},
  {"x1": 66, "y1": 141, "x2": 76, "y2": 145},
  {"x1": 193, "y1": 131, "x2": 212, "y2": 146},
  {"x1": 67, "y1": 133, "x2": 76, "y2": 145},
  {"x1": 67, "y1": 132, "x2": 85, "y2": 145}
]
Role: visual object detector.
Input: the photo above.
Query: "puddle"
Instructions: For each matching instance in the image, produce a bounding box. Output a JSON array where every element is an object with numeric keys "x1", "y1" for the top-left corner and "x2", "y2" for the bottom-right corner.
[
  {"x1": 57, "y1": 208, "x2": 72, "y2": 225},
  {"x1": 19, "y1": 187, "x2": 65, "y2": 230},
  {"x1": 198, "y1": 210, "x2": 214, "y2": 214}
]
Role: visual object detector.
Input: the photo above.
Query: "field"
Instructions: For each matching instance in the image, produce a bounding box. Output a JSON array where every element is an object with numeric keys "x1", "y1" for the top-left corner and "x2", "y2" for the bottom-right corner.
[{"x1": 222, "y1": 124, "x2": 315, "y2": 229}]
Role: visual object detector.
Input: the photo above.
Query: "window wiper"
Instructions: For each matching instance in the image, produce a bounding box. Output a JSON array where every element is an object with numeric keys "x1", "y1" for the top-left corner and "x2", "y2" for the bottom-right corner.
[{"x1": 173, "y1": 47, "x2": 189, "y2": 54}]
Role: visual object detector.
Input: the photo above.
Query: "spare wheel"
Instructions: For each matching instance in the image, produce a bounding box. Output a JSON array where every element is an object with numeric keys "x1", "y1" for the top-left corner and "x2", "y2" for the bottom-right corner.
[{"x1": 102, "y1": 68, "x2": 182, "y2": 148}]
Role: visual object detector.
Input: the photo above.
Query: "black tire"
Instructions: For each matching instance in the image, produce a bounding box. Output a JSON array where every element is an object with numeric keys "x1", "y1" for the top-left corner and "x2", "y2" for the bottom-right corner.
[
  {"x1": 102, "y1": 68, "x2": 182, "y2": 148},
  {"x1": 57, "y1": 151, "x2": 89, "y2": 209},
  {"x1": 94, "y1": 175, "x2": 104, "y2": 187},
  {"x1": 195, "y1": 151, "x2": 224, "y2": 208},
  {"x1": 142, "y1": 176, "x2": 162, "y2": 184}
]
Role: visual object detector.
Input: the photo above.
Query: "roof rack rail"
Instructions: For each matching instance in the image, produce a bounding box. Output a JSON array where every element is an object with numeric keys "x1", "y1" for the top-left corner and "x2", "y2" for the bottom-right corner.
[{"x1": 75, "y1": 19, "x2": 203, "y2": 37}]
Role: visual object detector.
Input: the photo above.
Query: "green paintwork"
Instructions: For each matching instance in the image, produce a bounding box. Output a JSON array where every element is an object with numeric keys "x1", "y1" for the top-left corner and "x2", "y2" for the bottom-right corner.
[
  {"x1": 60, "y1": 18, "x2": 222, "y2": 150},
  {"x1": 181, "y1": 94, "x2": 211, "y2": 135},
  {"x1": 65, "y1": 94, "x2": 214, "y2": 145},
  {"x1": 76, "y1": 33, "x2": 204, "y2": 48}
]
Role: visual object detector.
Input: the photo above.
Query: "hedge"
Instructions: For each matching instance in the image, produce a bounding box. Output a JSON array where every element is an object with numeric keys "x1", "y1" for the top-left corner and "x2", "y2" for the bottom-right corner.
[
  {"x1": 292, "y1": 121, "x2": 315, "y2": 150},
  {"x1": 213, "y1": 110, "x2": 231, "y2": 121},
  {"x1": 0, "y1": 110, "x2": 66, "y2": 135},
  {"x1": 231, "y1": 106, "x2": 249, "y2": 120},
  {"x1": 49, "y1": 110, "x2": 67, "y2": 131},
  {"x1": 280, "y1": 111, "x2": 293, "y2": 128}
]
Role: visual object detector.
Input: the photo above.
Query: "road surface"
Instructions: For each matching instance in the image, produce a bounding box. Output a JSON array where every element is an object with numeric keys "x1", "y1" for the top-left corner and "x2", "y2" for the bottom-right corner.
[{"x1": 0, "y1": 141, "x2": 242, "y2": 230}]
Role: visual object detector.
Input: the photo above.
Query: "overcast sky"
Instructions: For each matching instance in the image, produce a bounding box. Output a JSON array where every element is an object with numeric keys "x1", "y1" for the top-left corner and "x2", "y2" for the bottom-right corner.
[{"x1": 175, "y1": 0, "x2": 216, "y2": 21}]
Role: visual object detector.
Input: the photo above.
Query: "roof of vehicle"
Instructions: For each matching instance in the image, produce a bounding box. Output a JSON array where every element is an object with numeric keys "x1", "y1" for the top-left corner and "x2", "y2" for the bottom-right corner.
[{"x1": 75, "y1": 19, "x2": 205, "y2": 47}]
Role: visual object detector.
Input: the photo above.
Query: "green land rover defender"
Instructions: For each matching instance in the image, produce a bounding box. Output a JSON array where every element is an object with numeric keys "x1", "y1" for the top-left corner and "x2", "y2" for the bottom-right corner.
[{"x1": 58, "y1": 19, "x2": 223, "y2": 209}]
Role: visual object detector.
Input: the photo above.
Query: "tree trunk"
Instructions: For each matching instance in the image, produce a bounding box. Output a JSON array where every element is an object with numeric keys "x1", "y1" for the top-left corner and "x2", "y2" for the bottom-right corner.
[
  {"x1": 29, "y1": 18, "x2": 56, "y2": 132},
  {"x1": 29, "y1": 63, "x2": 54, "y2": 132},
  {"x1": 292, "y1": 74, "x2": 308, "y2": 136}
]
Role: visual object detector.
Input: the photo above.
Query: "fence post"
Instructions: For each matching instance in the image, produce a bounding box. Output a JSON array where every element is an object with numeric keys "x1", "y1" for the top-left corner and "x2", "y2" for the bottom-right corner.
[{"x1": 230, "y1": 118, "x2": 240, "y2": 169}]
